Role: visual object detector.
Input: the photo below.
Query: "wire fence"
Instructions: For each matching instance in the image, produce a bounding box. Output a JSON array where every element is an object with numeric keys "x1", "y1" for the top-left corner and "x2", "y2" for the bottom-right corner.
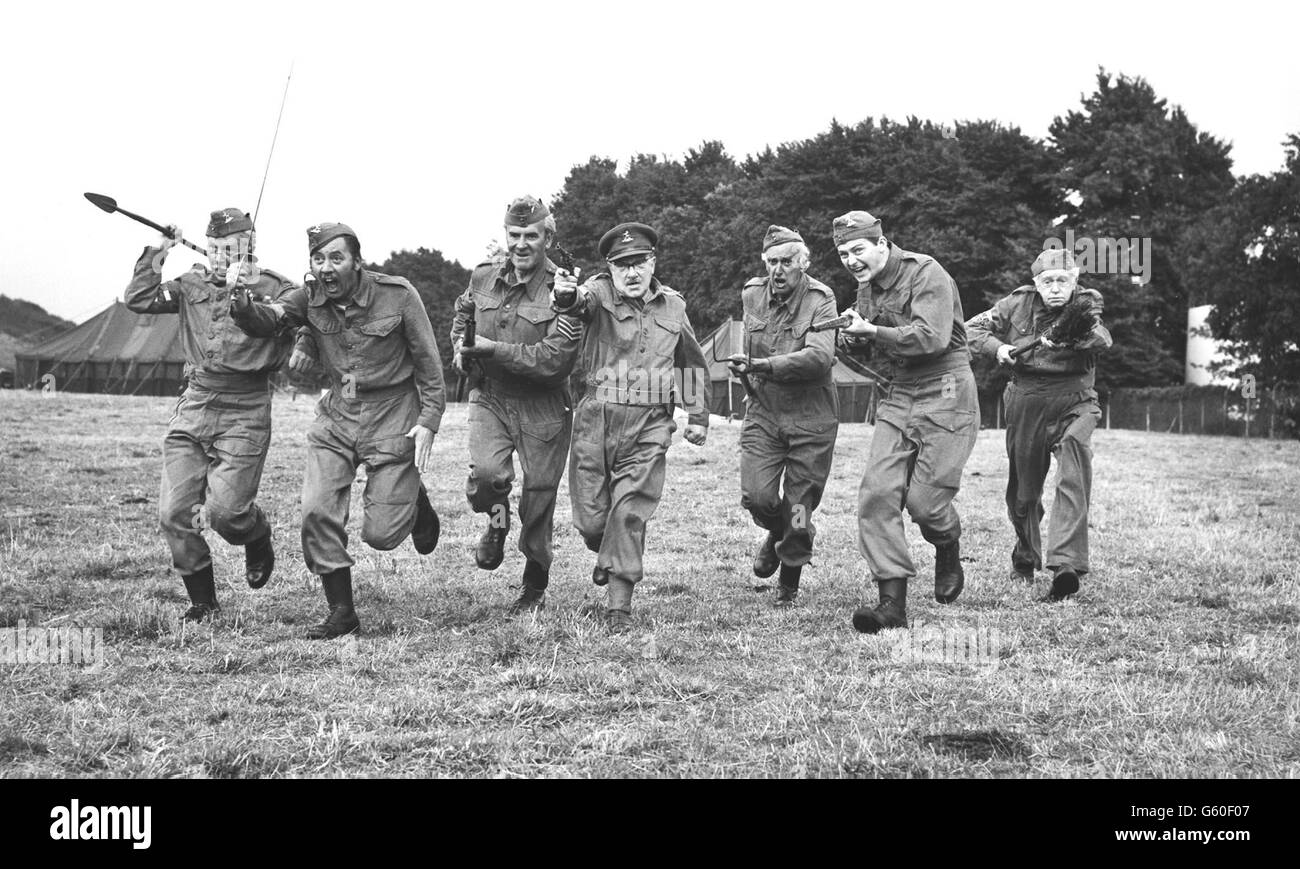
[
  {"x1": 981, "y1": 383, "x2": 1300, "y2": 439},
  {"x1": 1104, "y1": 384, "x2": 1299, "y2": 439}
]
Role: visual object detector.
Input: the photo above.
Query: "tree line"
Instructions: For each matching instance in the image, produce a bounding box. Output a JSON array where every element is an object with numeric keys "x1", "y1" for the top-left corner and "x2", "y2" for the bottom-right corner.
[{"x1": 374, "y1": 70, "x2": 1299, "y2": 395}]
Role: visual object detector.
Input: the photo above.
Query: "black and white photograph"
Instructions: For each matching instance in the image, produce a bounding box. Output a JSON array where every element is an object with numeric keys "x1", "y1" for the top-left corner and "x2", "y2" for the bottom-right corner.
[{"x1": 1, "y1": 0, "x2": 1296, "y2": 815}]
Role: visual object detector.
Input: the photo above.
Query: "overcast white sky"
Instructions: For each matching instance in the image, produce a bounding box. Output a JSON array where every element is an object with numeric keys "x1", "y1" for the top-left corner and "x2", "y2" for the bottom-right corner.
[{"x1": 2, "y1": 0, "x2": 1297, "y2": 324}]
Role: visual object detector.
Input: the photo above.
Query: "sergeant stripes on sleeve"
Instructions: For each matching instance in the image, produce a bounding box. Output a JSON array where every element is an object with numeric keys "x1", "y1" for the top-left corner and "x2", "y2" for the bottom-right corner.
[{"x1": 554, "y1": 316, "x2": 582, "y2": 341}]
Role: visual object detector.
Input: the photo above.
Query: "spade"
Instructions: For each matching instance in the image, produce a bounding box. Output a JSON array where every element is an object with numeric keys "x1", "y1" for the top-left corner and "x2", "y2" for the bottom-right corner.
[{"x1": 84, "y1": 192, "x2": 207, "y2": 255}]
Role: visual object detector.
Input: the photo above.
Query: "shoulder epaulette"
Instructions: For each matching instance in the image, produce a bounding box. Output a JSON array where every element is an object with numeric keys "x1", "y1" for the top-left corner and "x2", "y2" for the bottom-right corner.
[
  {"x1": 371, "y1": 272, "x2": 416, "y2": 290},
  {"x1": 259, "y1": 267, "x2": 292, "y2": 284},
  {"x1": 806, "y1": 277, "x2": 835, "y2": 296}
]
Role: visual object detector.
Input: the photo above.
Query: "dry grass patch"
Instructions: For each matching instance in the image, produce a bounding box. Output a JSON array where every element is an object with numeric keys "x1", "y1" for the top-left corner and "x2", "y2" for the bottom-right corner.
[{"x1": 1, "y1": 390, "x2": 1296, "y2": 777}]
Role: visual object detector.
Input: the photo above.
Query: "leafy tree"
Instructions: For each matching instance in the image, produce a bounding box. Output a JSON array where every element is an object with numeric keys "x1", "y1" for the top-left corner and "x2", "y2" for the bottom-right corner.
[
  {"x1": 550, "y1": 142, "x2": 750, "y2": 333},
  {"x1": 547, "y1": 78, "x2": 1246, "y2": 398},
  {"x1": 373, "y1": 246, "x2": 472, "y2": 371},
  {"x1": 1193, "y1": 133, "x2": 1300, "y2": 385},
  {"x1": 1047, "y1": 69, "x2": 1236, "y2": 387}
]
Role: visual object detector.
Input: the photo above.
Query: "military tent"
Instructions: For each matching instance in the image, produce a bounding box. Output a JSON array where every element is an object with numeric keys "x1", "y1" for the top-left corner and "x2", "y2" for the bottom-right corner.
[{"x1": 14, "y1": 301, "x2": 187, "y2": 395}]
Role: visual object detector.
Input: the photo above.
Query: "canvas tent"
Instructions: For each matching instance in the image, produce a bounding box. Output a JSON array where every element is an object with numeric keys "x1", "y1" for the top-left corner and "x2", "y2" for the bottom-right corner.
[
  {"x1": 14, "y1": 301, "x2": 187, "y2": 395},
  {"x1": 698, "y1": 318, "x2": 882, "y2": 423}
]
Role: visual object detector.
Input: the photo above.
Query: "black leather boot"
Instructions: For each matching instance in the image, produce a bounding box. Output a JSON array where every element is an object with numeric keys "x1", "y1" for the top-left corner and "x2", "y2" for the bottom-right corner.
[
  {"x1": 244, "y1": 532, "x2": 275, "y2": 589},
  {"x1": 775, "y1": 563, "x2": 801, "y2": 607},
  {"x1": 852, "y1": 578, "x2": 908, "y2": 634},
  {"x1": 1042, "y1": 567, "x2": 1080, "y2": 602},
  {"x1": 308, "y1": 568, "x2": 360, "y2": 639},
  {"x1": 753, "y1": 532, "x2": 779, "y2": 579},
  {"x1": 475, "y1": 506, "x2": 509, "y2": 570},
  {"x1": 411, "y1": 484, "x2": 440, "y2": 555},
  {"x1": 934, "y1": 540, "x2": 965, "y2": 604},
  {"x1": 508, "y1": 560, "x2": 548, "y2": 615},
  {"x1": 181, "y1": 566, "x2": 219, "y2": 622}
]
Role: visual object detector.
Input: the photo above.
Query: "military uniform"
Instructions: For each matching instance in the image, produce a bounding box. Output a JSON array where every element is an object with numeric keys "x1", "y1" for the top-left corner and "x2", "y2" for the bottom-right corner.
[
  {"x1": 738, "y1": 270, "x2": 839, "y2": 572},
  {"x1": 832, "y1": 211, "x2": 979, "y2": 632},
  {"x1": 967, "y1": 270, "x2": 1111, "y2": 589},
  {"x1": 565, "y1": 271, "x2": 710, "y2": 589},
  {"x1": 449, "y1": 200, "x2": 582, "y2": 596},
  {"x1": 850, "y1": 243, "x2": 980, "y2": 577},
  {"x1": 231, "y1": 234, "x2": 445, "y2": 577},
  {"x1": 124, "y1": 208, "x2": 294, "y2": 617}
]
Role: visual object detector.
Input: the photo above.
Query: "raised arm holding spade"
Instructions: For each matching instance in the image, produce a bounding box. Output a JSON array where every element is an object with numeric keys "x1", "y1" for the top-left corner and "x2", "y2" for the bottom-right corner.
[{"x1": 122, "y1": 208, "x2": 296, "y2": 624}]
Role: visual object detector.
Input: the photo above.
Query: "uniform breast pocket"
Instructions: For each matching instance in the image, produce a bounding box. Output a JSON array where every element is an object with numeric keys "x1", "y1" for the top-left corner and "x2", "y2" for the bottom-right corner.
[
  {"x1": 742, "y1": 313, "x2": 767, "y2": 352},
  {"x1": 473, "y1": 293, "x2": 503, "y2": 337},
  {"x1": 353, "y1": 314, "x2": 403, "y2": 369},
  {"x1": 308, "y1": 308, "x2": 343, "y2": 335},
  {"x1": 776, "y1": 321, "x2": 812, "y2": 355},
  {"x1": 875, "y1": 301, "x2": 909, "y2": 329},
  {"x1": 1010, "y1": 310, "x2": 1036, "y2": 342},
  {"x1": 472, "y1": 291, "x2": 500, "y2": 312},
  {"x1": 651, "y1": 316, "x2": 681, "y2": 360},
  {"x1": 358, "y1": 314, "x2": 402, "y2": 343},
  {"x1": 604, "y1": 311, "x2": 641, "y2": 349},
  {"x1": 516, "y1": 305, "x2": 556, "y2": 342}
]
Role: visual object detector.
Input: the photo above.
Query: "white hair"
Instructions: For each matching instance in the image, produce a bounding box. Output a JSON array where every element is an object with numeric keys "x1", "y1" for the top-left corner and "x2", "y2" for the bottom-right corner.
[{"x1": 764, "y1": 240, "x2": 811, "y2": 268}]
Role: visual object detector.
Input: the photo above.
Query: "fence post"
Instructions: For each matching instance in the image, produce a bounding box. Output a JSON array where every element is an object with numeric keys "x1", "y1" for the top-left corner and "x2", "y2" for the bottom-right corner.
[
  {"x1": 1178, "y1": 400, "x2": 1183, "y2": 434},
  {"x1": 1105, "y1": 400, "x2": 1110, "y2": 430},
  {"x1": 1145, "y1": 404, "x2": 1150, "y2": 432},
  {"x1": 1200, "y1": 399, "x2": 1205, "y2": 434},
  {"x1": 1268, "y1": 386, "x2": 1276, "y2": 439}
]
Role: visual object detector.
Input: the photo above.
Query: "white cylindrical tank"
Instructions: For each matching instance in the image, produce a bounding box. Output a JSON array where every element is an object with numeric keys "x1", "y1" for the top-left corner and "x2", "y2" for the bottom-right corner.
[{"x1": 1186, "y1": 305, "x2": 1218, "y2": 385}]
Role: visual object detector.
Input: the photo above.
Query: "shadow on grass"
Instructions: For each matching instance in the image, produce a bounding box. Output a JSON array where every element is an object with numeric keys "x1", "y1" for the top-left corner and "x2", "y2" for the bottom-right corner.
[
  {"x1": 203, "y1": 748, "x2": 286, "y2": 779},
  {"x1": 920, "y1": 730, "x2": 1031, "y2": 761},
  {"x1": 0, "y1": 733, "x2": 50, "y2": 762},
  {"x1": 99, "y1": 605, "x2": 173, "y2": 641}
]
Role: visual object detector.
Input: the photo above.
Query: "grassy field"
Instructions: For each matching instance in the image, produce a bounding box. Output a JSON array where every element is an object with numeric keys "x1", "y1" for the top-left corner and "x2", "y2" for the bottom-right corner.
[{"x1": 1, "y1": 389, "x2": 1297, "y2": 778}]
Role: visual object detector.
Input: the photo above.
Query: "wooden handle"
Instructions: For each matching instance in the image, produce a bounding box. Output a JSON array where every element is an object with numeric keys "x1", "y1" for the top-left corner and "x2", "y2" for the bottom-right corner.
[{"x1": 116, "y1": 205, "x2": 207, "y2": 255}]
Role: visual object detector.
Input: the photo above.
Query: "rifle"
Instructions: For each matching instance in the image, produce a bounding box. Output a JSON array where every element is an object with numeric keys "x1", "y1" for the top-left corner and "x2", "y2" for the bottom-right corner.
[
  {"x1": 455, "y1": 305, "x2": 477, "y2": 402},
  {"x1": 716, "y1": 338, "x2": 766, "y2": 413},
  {"x1": 810, "y1": 313, "x2": 854, "y2": 332},
  {"x1": 811, "y1": 308, "x2": 884, "y2": 361},
  {"x1": 1009, "y1": 295, "x2": 1098, "y2": 359}
]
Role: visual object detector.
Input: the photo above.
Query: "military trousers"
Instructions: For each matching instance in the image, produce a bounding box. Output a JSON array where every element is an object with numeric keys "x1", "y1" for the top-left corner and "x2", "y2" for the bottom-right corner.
[
  {"x1": 1004, "y1": 381, "x2": 1100, "y2": 575},
  {"x1": 569, "y1": 397, "x2": 674, "y2": 585},
  {"x1": 740, "y1": 405, "x2": 838, "y2": 566},
  {"x1": 301, "y1": 383, "x2": 422, "y2": 575},
  {"x1": 159, "y1": 384, "x2": 272, "y2": 574},
  {"x1": 858, "y1": 365, "x2": 979, "y2": 581},
  {"x1": 465, "y1": 384, "x2": 572, "y2": 569}
]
